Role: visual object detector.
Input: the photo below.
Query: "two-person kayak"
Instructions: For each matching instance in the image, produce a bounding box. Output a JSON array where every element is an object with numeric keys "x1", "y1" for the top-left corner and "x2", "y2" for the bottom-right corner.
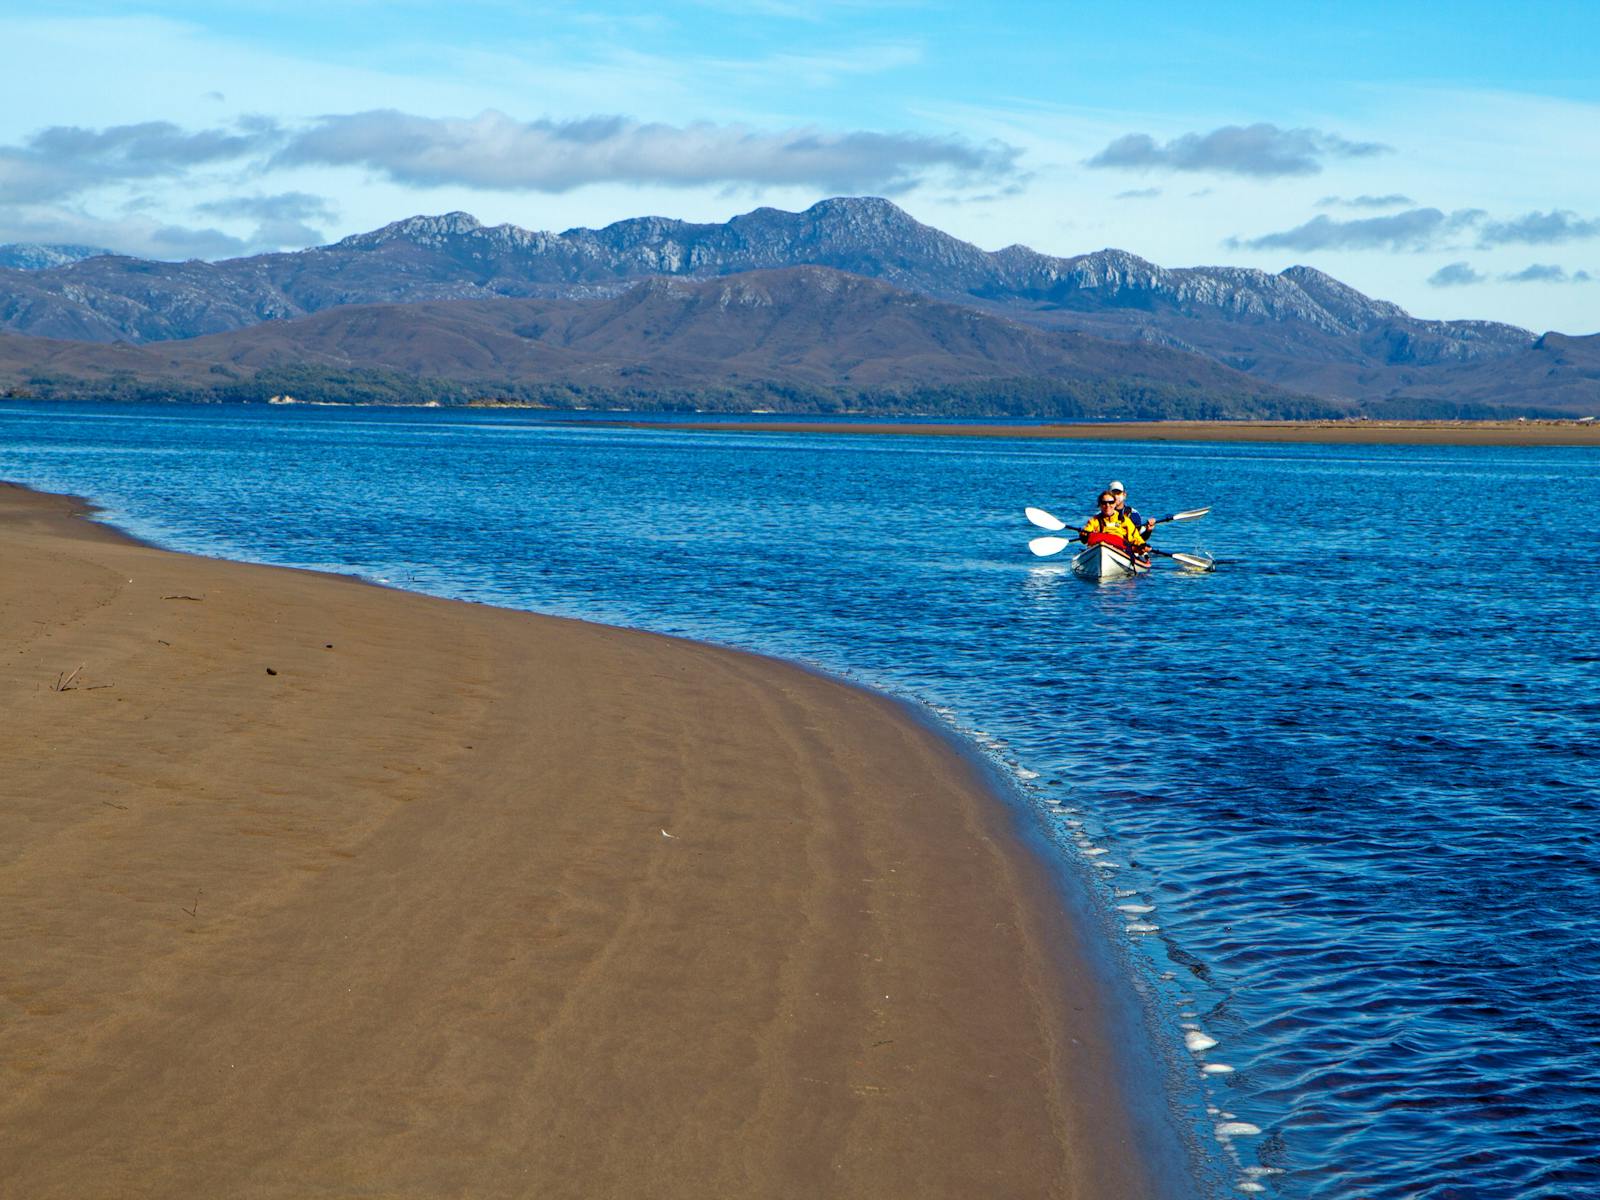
[
  {"x1": 1070, "y1": 540, "x2": 1150, "y2": 582},
  {"x1": 1025, "y1": 504, "x2": 1215, "y2": 582}
]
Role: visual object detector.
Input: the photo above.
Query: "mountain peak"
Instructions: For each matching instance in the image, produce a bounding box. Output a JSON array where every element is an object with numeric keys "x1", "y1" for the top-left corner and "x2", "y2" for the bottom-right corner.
[
  {"x1": 1278, "y1": 263, "x2": 1408, "y2": 326},
  {"x1": 337, "y1": 211, "x2": 485, "y2": 249},
  {"x1": 807, "y1": 195, "x2": 905, "y2": 217},
  {"x1": 802, "y1": 195, "x2": 925, "y2": 232}
]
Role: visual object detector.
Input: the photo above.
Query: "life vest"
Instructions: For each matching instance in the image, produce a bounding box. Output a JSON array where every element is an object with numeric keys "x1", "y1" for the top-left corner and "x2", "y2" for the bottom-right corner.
[{"x1": 1083, "y1": 514, "x2": 1144, "y2": 551}]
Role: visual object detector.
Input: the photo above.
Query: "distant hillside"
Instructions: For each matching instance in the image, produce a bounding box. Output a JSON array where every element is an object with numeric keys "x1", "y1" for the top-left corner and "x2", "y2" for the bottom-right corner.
[
  {"x1": 2, "y1": 197, "x2": 1579, "y2": 414},
  {"x1": 0, "y1": 267, "x2": 1332, "y2": 418},
  {"x1": 1376, "y1": 332, "x2": 1600, "y2": 415}
]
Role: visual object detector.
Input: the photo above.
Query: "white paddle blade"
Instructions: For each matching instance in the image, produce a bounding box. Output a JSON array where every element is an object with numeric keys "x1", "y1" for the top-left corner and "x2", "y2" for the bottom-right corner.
[
  {"x1": 1025, "y1": 506, "x2": 1067, "y2": 532},
  {"x1": 1167, "y1": 507, "x2": 1212, "y2": 522},
  {"x1": 1029, "y1": 536, "x2": 1074, "y2": 557},
  {"x1": 1171, "y1": 551, "x2": 1215, "y2": 571}
]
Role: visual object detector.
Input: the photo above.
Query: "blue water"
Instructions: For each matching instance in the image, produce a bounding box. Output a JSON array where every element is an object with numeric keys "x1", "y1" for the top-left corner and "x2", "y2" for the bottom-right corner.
[{"x1": 4, "y1": 401, "x2": 1598, "y2": 1199}]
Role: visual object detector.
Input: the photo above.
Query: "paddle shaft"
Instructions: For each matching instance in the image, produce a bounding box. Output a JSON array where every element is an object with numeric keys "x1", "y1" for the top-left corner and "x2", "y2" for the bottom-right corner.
[{"x1": 1026, "y1": 505, "x2": 1209, "y2": 532}]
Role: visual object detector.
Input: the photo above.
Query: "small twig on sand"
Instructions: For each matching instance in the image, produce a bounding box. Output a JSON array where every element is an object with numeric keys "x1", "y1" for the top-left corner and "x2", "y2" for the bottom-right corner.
[
  {"x1": 182, "y1": 890, "x2": 202, "y2": 919},
  {"x1": 101, "y1": 800, "x2": 128, "y2": 810},
  {"x1": 162, "y1": 594, "x2": 203, "y2": 602},
  {"x1": 52, "y1": 665, "x2": 84, "y2": 692}
]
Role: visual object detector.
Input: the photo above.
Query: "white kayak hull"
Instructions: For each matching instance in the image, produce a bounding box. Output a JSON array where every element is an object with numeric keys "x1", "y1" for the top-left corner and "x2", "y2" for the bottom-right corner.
[{"x1": 1071, "y1": 542, "x2": 1149, "y2": 583}]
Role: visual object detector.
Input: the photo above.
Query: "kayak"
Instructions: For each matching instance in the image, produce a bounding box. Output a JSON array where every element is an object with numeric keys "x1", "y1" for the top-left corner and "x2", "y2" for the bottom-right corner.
[{"x1": 1070, "y1": 541, "x2": 1150, "y2": 583}]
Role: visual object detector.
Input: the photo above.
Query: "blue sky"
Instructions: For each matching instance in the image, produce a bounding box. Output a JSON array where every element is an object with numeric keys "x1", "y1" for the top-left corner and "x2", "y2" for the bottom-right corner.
[{"x1": 3, "y1": 1, "x2": 1598, "y2": 332}]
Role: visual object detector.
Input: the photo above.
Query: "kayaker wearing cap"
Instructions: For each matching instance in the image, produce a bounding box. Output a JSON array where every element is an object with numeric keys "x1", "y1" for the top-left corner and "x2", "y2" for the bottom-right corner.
[
  {"x1": 1108, "y1": 481, "x2": 1156, "y2": 539},
  {"x1": 1081, "y1": 492, "x2": 1148, "y2": 558}
]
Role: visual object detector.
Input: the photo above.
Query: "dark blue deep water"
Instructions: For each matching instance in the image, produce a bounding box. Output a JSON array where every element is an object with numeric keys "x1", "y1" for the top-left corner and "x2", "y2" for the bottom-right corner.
[{"x1": 4, "y1": 402, "x2": 1598, "y2": 1199}]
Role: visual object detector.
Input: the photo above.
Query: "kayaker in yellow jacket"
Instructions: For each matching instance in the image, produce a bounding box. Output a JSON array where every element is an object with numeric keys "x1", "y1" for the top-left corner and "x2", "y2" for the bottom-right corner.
[{"x1": 1080, "y1": 493, "x2": 1148, "y2": 556}]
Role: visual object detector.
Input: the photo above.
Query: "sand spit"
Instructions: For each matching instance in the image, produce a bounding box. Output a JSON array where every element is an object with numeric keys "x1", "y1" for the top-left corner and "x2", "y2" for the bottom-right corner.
[
  {"x1": 0, "y1": 482, "x2": 1168, "y2": 1199},
  {"x1": 626, "y1": 418, "x2": 1600, "y2": 447}
]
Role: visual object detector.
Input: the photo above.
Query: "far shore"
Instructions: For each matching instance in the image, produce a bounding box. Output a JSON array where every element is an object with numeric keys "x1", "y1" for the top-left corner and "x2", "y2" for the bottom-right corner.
[
  {"x1": 613, "y1": 417, "x2": 1600, "y2": 447},
  {"x1": 0, "y1": 481, "x2": 1178, "y2": 1199}
]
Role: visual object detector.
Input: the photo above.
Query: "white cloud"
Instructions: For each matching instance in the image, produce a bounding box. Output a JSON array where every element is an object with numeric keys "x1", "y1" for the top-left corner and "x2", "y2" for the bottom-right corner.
[
  {"x1": 1229, "y1": 208, "x2": 1483, "y2": 253},
  {"x1": 1086, "y1": 123, "x2": 1390, "y2": 178},
  {"x1": 276, "y1": 110, "x2": 1018, "y2": 194},
  {"x1": 193, "y1": 191, "x2": 338, "y2": 250},
  {"x1": 1477, "y1": 210, "x2": 1600, "y2": 247},
  {"x1": 1427, "y1": 261, "x2": 1486, "y2": 287},
  {"x1": 1231, "y1": 204, "x2": 1600, "y2": 257},
  {"x1": 1502, "y1": 263, "x2": 1593, "y2": 283},
  {"x1": 1317, "y1": 193, "x2": 1414, "y2": 209},
  {"x1": 0, "y1": 119, "x2": 283, "y2": 203}
]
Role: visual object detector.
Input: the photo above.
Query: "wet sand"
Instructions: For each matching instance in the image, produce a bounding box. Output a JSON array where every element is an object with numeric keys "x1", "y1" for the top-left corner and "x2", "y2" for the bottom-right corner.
[
  {"x1": 630, "y1": 418, "x2": 1600, "y2": 447},
  {"x1": 0, "y1": 482, "x2": 1172, "y2": 1199}
]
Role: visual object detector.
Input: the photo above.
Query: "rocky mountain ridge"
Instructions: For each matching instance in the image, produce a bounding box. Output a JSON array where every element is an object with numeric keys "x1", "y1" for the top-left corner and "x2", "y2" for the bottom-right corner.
[
  {"x1": 334, "y1": 202, "x2": 1535, "y2": 361},
  {"x1": 0, "y1": 198, "x2": 1539, "y2": 407}
]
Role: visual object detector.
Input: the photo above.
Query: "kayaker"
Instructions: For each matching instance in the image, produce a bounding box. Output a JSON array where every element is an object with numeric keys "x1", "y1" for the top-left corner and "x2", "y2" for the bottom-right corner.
[
  {"x1": 1081, "y1": 493, "x2": 1148, "y2": 559},
  {"x1": 1108, "y1": 481, "x2": 1156, "y2": 540}
]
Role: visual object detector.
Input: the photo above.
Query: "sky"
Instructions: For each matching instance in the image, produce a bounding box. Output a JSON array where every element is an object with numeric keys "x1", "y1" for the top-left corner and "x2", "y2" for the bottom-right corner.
[{"x1": 3, "y1": 1, "x2": 1598, "y2": 333}]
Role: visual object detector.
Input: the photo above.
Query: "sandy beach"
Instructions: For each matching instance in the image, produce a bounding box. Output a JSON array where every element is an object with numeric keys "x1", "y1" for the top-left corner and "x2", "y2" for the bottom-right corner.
[
  {"x1": 0, "y1": 482, "x2": 1171, "y2": 1199},
  {"x1": 630, "y1": 418, "x2": 1600, "y2": 447}
]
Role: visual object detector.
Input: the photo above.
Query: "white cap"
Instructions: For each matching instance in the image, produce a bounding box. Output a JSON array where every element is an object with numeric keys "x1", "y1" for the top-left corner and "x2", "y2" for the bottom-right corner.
[{"x1": 1108, "y1": 480, "x2": 1125, "y2": 493}]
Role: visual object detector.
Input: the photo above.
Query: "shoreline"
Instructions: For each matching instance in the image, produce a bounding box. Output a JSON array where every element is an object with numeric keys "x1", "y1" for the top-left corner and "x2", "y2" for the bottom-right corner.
[
  {"x1": 8, "y1": 399, "x2": 1600, "y2": 447},
  {"x1": 0, "y1": 481, "x2": 1186, "y2": 1198},
  {"x1": 615, "y1": 417, "x2": 1600, "y2": 447}
]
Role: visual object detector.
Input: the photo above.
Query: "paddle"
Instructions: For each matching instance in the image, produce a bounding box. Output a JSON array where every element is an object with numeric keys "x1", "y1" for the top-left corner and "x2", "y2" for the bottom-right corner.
[
  {"x1": 1150, "y1": 546, "x2": 1217, "y2": 571},
  {"x1": 1026, "y1": 505, "x2": 1210, "y2": 530},
  {"x1": 1028, "y1": 531, "x2": 1216, "y2": 572},
  {"x1": 1027, "y1": 534, "x2": 1077, "y2": 557}
]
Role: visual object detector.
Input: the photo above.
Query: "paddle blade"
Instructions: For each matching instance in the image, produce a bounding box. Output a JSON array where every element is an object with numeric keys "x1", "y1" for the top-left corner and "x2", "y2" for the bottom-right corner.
[
  {"x1": 1028, "y1": 536, "x2": 1075, "y2": 558},
  {"x1": 1171, "y1": 551, "x2": 1216, "y2": 571},
  {"x1": 1025, "y1": 506, "x2": 1067, "y2": 532},
  {"x1": 1159, "y1": 507, "x2": 1212, "y2": 523}
]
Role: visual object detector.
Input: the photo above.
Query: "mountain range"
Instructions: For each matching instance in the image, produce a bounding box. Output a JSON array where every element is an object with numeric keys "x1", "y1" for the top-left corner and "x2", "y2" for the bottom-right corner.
[
  {"x1": 2, "y1": 197, "x2": 1596, "y2": 416},
  {"x1": 0, "y1": 268, "x2": 1311, "y2": 417}
]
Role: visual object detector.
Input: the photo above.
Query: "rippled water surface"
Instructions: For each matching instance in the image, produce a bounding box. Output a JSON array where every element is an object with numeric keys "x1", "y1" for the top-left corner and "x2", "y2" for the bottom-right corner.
[{"x1": 5, "y1": 402, "x2": 1598, "y2": 1199}]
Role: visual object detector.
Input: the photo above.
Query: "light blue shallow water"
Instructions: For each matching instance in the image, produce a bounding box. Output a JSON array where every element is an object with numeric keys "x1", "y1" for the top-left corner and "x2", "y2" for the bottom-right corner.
[{"x1": 4, "y1": 401, "x2": 1598, "y2": 1199}]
